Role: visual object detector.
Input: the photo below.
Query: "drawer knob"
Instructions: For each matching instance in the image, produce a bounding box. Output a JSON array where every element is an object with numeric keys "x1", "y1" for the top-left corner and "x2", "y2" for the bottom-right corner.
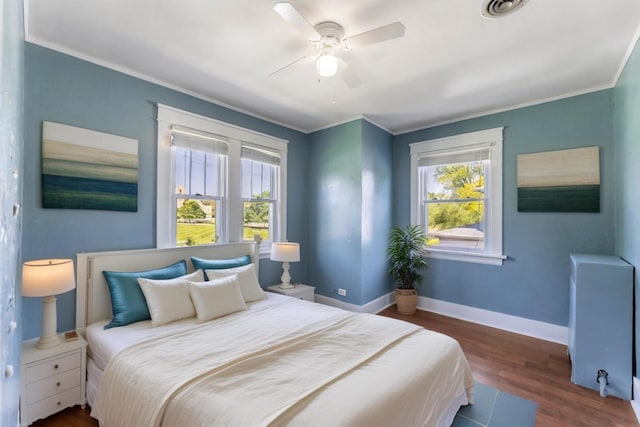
[
  {"x1": 54, "y1": 364, "x2": 59, "y2": 369},
  {"x1": 57, "y1": 401, "x2": 61, "y2": 406},
  {"x1": 57, "y1": 382, "x2": 61, "y2": 387}
]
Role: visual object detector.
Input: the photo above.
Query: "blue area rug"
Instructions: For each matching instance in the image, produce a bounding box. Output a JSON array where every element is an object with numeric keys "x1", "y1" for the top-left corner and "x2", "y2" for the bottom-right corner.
[{"x1": 453, "y1": 382, "x2": 538, "y2": 427}]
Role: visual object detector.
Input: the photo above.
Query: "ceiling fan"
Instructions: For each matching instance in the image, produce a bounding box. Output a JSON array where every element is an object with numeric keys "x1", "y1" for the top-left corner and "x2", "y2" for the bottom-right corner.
[{"x1": 271, "y1": 2, "x2": 405, "y2": 88}]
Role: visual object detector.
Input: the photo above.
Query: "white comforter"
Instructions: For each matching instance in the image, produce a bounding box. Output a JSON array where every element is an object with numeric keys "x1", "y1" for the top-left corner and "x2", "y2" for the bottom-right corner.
[{"x1": 92, "y1": 297, "x2": 473, "y2": 427}]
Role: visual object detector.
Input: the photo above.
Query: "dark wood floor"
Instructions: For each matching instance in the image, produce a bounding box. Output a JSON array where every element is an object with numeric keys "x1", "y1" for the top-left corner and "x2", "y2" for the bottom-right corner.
[{"x1": 31, "y1": 307, "x2": 637, "y2": 427}]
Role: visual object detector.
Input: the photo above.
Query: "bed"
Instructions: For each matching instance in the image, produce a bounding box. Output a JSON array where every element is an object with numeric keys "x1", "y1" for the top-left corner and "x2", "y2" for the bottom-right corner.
[{"x1": 76, "y1": 242, "x2": 474, "y2": 427}]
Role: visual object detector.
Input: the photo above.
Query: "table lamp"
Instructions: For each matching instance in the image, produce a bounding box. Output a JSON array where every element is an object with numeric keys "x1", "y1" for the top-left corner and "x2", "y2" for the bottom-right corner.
[
  {"x1": 270, "y1": 242, "x2": 300, "y2": 289},
  {"x1": 22, "y1": 259, "x2": 76, "y2": 349}
]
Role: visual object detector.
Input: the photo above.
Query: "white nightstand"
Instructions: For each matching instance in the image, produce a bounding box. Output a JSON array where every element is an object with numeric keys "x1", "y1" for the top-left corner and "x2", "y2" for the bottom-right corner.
[
  {"x1": 267, "y1": 284, "x2": 315, "y2": 302},
  {"x1": 20, "y1": 334, "x2": 87, "y2": 427}
]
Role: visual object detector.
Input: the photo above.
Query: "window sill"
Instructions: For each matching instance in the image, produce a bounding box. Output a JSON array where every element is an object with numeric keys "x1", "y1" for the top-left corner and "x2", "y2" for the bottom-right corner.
[{"x1": 426, "y1": 249, "x2": 506, "y2": 266}]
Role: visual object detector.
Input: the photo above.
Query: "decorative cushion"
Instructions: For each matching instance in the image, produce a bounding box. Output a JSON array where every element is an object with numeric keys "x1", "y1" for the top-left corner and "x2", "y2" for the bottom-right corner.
[
  {"x1": 137, "y1": 270, "x2": 203, "y2": 327},
  {"x1": 205, "y1": 263, "x2": 266, "y2": 302},
  {"x1": 191, "y1": 255, "x2": 252, "y2": 280},
  {"x1": 102, "y1": 260, "x2": 188, "y2": 329},
  {"x1": 187, "y1": 276, "x2": 248, "y2": 322}
]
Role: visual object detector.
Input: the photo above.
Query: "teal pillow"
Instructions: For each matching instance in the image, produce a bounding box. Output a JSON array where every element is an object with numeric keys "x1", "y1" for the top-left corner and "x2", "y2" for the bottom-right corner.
[
  {"x1": 102, "y1": 260, "x2": 188, "y2": 329},
  {"x1": 191, "y1": 255, "x2": 251, "y2": 280}
]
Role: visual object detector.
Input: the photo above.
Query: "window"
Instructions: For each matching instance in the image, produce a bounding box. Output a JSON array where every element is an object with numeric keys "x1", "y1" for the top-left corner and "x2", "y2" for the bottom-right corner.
[
  {"x1": 172, "y1": 126, "x2": 227, "y2": 246},
  {"x1": 157, "y1": 105, "x2": 287, "y2": 255},
  {"x1": 241, "y1": 144, "x2": 280, "y2": 242},
  {"x1": 410, "y1": 128, "x2": 504, "y2": 265}
]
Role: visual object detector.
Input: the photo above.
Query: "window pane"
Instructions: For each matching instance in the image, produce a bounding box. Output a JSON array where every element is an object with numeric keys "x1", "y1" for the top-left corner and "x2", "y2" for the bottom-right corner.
[
  {"x1": 175, "y1": 147, "x2": 224, "y2": 197},
  {"x1": 243, "y1": 201, "x2": 271, "y2": 241},
  {"x1": 176, "y1": 198, "x2": 217, "y2": 246},
  {"x1": 189, "y1": 151, "x2": 206, "y2": 195},
  {"x1": 426, "y1": 201, "x2": 484, "y2": 250},
  {"x1": 424, "y1": 161, "x2": 485, "y2": 201},
  {"x1": 204, "y1": 154, "x2": 220, "y2": 196},
  {"x1": 242, "y1": 158, "x2": 276, "y2": 199},
  {"x1": 175, "y1": 148, "x2": 189, "y2": 195}
]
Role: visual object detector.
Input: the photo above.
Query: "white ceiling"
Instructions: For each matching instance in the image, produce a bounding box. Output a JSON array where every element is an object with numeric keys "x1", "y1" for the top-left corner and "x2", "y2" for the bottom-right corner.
[{"x1": 24, "y1": 0, "x2": 640, "y2": 134}]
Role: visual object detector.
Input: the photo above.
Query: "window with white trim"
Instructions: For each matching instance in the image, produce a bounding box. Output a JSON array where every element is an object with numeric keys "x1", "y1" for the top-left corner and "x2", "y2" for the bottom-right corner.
[
  {"x1": 241, "y1": 143, "x2": 280, "y2": 242},
  {"x1": 172, "y1": 125, "x2": 228, "y2": 245},
  {"x1": 410, "y1": 128, "x2": 504, "y2": 265},
  {"x1": 157, "y1": 104, "x2": 288, "y2": 255}
]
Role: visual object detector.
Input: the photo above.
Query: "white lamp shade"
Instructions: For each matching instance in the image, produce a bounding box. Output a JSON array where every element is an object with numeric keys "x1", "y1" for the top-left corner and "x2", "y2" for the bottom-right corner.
[
  {"x1": 270, "y1": 242, "x2": 300, "y2": 262},
  {"x1": 317, "y1": 54, "x2": 338, "y2": 77},
  {"x1": 22, "y1": 259, "x2": 76, "y2": 297}
]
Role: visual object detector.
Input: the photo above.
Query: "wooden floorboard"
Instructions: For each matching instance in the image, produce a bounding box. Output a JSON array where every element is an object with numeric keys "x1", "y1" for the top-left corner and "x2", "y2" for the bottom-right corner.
[{"x1": 30, "y1": 307, "x2": 637, "y2": 427}]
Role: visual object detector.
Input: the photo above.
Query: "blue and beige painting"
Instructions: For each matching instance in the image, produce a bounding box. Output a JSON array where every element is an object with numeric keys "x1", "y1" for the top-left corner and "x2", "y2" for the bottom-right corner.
[
  {"x1": 42, "y1": 121, "x2": 138, "y2": 212},
  {"x1": 517, "y1": 146, "x2": 600, "y2": 213}
]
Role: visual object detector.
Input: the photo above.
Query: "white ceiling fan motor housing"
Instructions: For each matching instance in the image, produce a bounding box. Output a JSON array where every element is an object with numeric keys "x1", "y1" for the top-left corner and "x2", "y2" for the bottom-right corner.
[{"x1": 314, "y1": 21, "x2": 344, "y2": 55}]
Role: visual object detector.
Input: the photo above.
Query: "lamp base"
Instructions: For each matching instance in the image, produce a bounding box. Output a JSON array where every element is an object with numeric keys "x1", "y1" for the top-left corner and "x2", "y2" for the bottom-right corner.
[
  {"x1": 279, "y1": 261, "x2": 294, "y2": 289},
  {"x1": 37, "y1": 295, "x2": 61, "y2": 349},
  {"x1": 36, "y1": 334, "x2": 62, "y2": 349}
]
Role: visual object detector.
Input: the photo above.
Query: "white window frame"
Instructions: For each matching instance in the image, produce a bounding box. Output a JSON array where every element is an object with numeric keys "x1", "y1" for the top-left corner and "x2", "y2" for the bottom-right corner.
[
  {"x1": 157, "y1": 104, "x2": 288, "y2": 256},
  {"x1": 241, "y1": 146, "x2": 280, "y2": 244},
  {"x1": 410, "y1": 127, "x2": 505, "y2": 266}
]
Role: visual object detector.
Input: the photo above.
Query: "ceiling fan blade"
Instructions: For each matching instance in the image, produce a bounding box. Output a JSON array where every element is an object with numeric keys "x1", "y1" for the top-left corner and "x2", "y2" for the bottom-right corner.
[
  {"x1": 273, "y1": 3, "x2": 320, "y2": 40},
  {"x1": 343, "y1": 22, "x2": 405, "y2": 49},
  {"x1": 338, "y1": 59, "x2": 361, "y2": 88},
  {"x1": 269, "y1": 54, "x2": 315, "y2": 77}
]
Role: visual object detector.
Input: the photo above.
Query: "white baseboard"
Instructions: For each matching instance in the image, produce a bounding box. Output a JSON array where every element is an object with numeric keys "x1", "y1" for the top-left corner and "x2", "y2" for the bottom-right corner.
[
  {"x1": 417, "y1": 296, "x2": 569, "y2": 345},
  {"x1": 631, "y1": 377, "x2": 640, "y2": 424},
  {"x1": 314, "y1": 292, "x2": 394, "y2": 314},
  {"x1": 316, "y1": 292, "x2": 567, "y2": 345}
]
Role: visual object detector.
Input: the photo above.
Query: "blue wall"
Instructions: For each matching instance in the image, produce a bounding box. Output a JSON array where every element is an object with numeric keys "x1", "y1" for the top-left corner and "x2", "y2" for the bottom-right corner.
[
  {"x1": 308, "y1": 120, "x2": 394, "y2": 305},
  {"x1": 361, "y1": 120, "x2": 394, "y2": 303},
  {"x1": 22, "y1": 43, "x2": 308, "y2": 339},
  {"x1": 614, "y1": 37, "x2": 640, "y2": 373},
  {"x1": 394, "y1": 90, "x2": 616, "y2": 326},
  {"x1": 308, "y1": 121, "x2": 364, "y2": 303}
]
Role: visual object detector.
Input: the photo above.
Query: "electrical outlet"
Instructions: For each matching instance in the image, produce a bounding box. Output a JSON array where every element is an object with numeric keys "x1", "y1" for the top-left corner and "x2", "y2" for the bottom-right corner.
[{"x1": 338, "y1": 288, "x2": 347, "y2": 296}]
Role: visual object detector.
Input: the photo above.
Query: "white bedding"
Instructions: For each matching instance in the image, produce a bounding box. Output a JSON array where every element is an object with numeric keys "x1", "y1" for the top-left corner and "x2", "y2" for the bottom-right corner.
[
  {"x1": 88, "y1": 294, "x2": 473, "y2": 427},
  {"x1": 85, "y1": 294, "x2": 285, "y2": 371}
]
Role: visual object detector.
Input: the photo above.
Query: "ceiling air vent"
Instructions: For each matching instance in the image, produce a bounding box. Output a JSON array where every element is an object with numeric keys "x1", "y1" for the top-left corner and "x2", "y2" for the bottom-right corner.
[{"x1": 482, "y1": 0, "x2": 528, "y2": 18}]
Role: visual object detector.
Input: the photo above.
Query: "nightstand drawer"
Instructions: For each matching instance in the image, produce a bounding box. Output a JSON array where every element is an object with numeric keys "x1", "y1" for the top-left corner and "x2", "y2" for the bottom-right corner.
[
  {"x1": 292, "y1": 289, "x2": 314, "y2": 301},
  {"x1": 26, "y1": 368, "x2": 81, "y2": 404},
  {"x1": 266, "y1": 284, "x2": 315, "y2": 301},
  {"x1": 25, "y1": 350, "x2": 81, "y2": 384},
  {"x1": 26, "y1": 386, "x2": 81, "y2": 421}
]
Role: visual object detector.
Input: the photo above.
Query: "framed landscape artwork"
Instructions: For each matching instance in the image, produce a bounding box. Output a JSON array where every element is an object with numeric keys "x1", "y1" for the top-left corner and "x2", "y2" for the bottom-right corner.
[
  {"x1": 42, "y1": 121, "x2": 138, "y2": 212},
  {"x1": 517, "y1": 146, "x2": 600, "y2": 212}
]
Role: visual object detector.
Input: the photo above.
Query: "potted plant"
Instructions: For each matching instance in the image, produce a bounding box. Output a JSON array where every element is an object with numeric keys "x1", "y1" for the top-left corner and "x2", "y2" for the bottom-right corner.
[{"x1": 386, "y1": 224, "x2": 429, "y2": 315}]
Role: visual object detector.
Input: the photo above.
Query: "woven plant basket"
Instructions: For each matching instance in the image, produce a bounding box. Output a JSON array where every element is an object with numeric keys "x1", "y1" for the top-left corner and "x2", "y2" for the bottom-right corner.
[{"x1": 395, "y1": 288, "x2": 418, "y2": 315}]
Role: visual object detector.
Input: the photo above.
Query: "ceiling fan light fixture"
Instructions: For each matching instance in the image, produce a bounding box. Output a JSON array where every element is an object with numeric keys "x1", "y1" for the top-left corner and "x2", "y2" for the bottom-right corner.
[{"x1": 317, "y1": 54, "x2": 338, "y2": 77}]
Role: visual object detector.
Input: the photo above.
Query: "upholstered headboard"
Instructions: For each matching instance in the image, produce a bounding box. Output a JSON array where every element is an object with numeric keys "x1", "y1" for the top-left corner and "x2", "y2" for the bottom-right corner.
[{"x1": 75, "y1": 242, "x2": 259, "y2": 334}]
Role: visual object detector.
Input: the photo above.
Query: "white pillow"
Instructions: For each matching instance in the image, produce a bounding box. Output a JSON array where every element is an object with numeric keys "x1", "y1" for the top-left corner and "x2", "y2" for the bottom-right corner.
[
  {"x1": 205, "y1": 263, "x2": 266, "y2": 302},
  {"x1": 137, "y1": 270, "x2": 203, "y2": 327},
  {"x1": 187, "y1": 275, "x2": 248, "y2": 322}
]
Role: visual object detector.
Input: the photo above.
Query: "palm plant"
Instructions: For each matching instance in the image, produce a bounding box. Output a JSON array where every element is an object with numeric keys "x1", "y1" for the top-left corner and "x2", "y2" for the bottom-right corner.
[{"x1": 386, "y1": 225, "x2": 429, "y2": 289}]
